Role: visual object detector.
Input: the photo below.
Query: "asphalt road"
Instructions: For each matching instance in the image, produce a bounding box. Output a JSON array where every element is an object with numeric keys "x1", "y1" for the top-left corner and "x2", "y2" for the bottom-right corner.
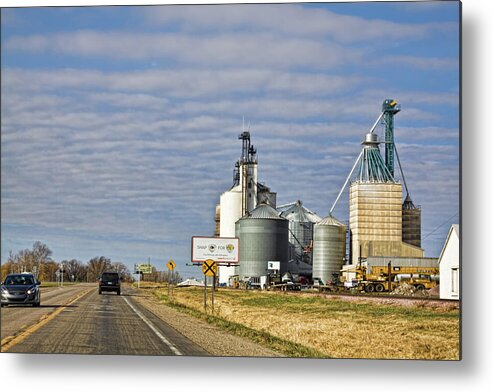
[
  {"x1": 1, "y1": 284, "x2": 210, "y2": 356},
  {"x1": 1, "y1": 284, "x2": 92, "y2": 340}
]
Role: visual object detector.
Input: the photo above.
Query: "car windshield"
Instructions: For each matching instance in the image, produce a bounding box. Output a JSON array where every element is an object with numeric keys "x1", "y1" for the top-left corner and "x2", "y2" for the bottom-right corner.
[
  {"x1": 4, "y1": 275, "x2": 34, "y2": 285},
  {"x1": 101, "y1": 273, "x2": 119, "y2": 281}
]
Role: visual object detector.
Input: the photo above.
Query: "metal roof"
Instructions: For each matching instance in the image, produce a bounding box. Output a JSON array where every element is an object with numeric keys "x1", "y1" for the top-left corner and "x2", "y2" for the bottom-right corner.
[
  {"x1": 241, "y1": 202, "x2": 286, "y2": 220},
  {"x1": 278, "y1": 200, "x2": 322, "y2": 223},
  {"x1": 316, "y1": 214, "x2": 345, "y2": 227},
  {"x1": 355, "y1": 145, "x2": 397, "y2": 183}
]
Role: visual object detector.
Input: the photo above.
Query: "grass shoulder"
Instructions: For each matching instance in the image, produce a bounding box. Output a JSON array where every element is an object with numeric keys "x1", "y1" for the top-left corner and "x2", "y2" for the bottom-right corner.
[
  {"x1": 153, "y1": 289, "x2": 327, "y2": 358},
  {"x1": 146, "y1": 286, "x2": 459, "y2": 360}
]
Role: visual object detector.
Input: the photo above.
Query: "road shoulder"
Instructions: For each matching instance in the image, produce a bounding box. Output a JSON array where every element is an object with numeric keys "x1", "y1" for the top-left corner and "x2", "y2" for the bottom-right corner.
[{"x1": 130, "y1": 289, "x2": 280, "y2": 358}]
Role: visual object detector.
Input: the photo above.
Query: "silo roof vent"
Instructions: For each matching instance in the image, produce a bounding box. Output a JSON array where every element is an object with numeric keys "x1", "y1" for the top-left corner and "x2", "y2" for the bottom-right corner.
[
  {"x1": 316, "y1": 214, "x2": 346, "y2": 227},
  {"x1": 242, "y1": 202, "x2": 286, "y2": 220}
]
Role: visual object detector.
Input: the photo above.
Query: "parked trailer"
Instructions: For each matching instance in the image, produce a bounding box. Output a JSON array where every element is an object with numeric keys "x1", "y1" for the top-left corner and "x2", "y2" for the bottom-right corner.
[
  {"x1": 263, "y1": 272, "x2": 302, "y2": 291},
  {"x1": 270, "y1": 282, "x2": 302, "y2": 291}
]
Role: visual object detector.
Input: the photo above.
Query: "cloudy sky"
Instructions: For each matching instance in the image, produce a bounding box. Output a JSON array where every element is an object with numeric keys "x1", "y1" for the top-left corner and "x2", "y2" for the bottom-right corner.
[{"x1": 1, "y1": 1, "x2": 460, "y2": 279}]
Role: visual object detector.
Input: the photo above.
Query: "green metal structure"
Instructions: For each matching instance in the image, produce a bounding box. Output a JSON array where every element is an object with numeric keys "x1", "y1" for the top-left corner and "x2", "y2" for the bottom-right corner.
[
  {"x1": 382, "y1": 99, "x2": 401, "y2": 177},
  {"x1": 355, "y1": 132, "x2": 395, "y2": 183}
]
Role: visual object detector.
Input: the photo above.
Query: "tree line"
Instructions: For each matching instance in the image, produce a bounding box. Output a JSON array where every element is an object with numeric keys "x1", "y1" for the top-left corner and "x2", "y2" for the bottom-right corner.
[{"x1": 1, "y1": 241, "x2": 132, "y2": 282}]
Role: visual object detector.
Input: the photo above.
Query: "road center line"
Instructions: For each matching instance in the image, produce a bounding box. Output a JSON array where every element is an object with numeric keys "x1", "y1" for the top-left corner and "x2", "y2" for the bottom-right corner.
[
  {"x1": 122, "y1": 296, "x2": 183, "y2": 356},
  {"x1": 1, "y1": 288, "x2": 92, "y2": 351}
]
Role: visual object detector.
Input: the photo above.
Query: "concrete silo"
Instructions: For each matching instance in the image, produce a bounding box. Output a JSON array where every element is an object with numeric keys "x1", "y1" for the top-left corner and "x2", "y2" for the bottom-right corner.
[
  {"x1": 218, "y1": 185, "x2": 243, "y2": 284},
  {"x1": 236, "y1": 202, "x2": 289, "y2": 279},
  {"x1": 312, "y1": 215, "x2": 346, "y2": 284}
]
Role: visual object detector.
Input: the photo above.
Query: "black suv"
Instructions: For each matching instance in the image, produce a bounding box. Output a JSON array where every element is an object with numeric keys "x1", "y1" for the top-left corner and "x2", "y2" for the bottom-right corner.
[{"x1": 98, "y1": 272, "x2": 121, "y2": 295}]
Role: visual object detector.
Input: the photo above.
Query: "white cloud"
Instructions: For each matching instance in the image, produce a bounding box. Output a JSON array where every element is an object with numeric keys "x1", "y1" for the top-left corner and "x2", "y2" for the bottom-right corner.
[
  {"x1": 143, "y1": 4, "x2": 456, "y2": 43},
  {"x1": 5, "y1": 31, "x2": 362, "y2": 69},
  {"x1": 1, "y1": 3, "x2": 460, "y2": 265},
  {"x1": 379, "y1": 55, "x2": 458, "y2": 70},
  {"x1": 2, "y1": 68, "x2": 365, "y2": 98}
]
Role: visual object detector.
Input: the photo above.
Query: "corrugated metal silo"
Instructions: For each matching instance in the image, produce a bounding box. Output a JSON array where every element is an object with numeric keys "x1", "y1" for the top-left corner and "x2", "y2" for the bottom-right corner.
[
  {"x1": 236, "y1": 202, "x2": 289, "y2": 279},
  {"x1": 312, "y1": 215, "x2": 346, "y2": 284},
  {"x1": 402, "y1": 195, "x2": 421, "y2": 248},
  {"x1": 279, "y1": 200, "x2": 322, "y2": 264}
]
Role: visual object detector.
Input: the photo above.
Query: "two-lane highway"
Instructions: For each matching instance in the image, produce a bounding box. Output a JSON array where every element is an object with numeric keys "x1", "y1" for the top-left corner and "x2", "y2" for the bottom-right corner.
[
  {"x1": 1, "y1": 285, "x2": 210, "y2": 356},
  {"x1": 1, "y1": 284, "x2": 93, "y2": 341}
]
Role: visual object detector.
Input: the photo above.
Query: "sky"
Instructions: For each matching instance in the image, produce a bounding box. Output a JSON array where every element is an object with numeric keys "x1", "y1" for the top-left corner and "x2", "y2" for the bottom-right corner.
[{"x1": 1, "y1": 1, "x2": 460, "y2": 279}]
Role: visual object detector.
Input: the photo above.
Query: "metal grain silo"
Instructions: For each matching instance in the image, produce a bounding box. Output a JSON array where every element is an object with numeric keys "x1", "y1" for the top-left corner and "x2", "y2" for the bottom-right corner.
[
  {"x1": 402, "y1": 195, "x2": 421, "y2": 248},
  {"x1": 236, "y1": 202, "x2": 289, "y2": 279},
  {"x1": 312, "y1": 215, "x2": 346, "y2": 284},
  {"x1": 278, "y1": 200, "x2": 322, "y2": 264}
]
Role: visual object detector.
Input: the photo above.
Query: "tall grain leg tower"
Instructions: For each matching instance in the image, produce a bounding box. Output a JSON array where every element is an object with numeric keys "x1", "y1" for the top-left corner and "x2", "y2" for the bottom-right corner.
[{"x1": 347, "y1": 100, "x2": 424, "y2": 264}]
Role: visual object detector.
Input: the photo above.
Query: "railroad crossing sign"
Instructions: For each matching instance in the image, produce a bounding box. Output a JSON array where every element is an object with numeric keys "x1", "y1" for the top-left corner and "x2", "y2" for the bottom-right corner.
[
  {"x1": 202, "y1": 259, "x2": 217, "y2": 277},
  {"x1": 166, "y1": 259, "x2": 176, "y2": 271}
]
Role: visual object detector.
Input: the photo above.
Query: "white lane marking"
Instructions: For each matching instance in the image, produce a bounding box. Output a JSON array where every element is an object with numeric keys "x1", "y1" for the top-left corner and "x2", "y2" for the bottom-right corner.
[{"x1": 122, "y1": 296, "x2": 183, "y2": 356}]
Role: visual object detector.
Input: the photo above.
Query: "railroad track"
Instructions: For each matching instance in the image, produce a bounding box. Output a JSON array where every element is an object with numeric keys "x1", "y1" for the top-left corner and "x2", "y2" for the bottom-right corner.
[{"x1": 266, "y1": 287, "x2": 460, "y2": 304}]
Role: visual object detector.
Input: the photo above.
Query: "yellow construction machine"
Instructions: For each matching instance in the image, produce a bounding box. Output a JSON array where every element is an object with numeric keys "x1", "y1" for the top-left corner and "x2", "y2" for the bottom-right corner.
[{"x1": 350, "y1": 263, "x2": 439, "y2": 293}]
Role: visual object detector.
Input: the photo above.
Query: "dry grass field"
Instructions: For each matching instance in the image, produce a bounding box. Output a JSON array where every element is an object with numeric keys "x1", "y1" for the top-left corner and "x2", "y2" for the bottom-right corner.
[{"x1": 152, "y1": 286, "x2": 459, "y2": 360}]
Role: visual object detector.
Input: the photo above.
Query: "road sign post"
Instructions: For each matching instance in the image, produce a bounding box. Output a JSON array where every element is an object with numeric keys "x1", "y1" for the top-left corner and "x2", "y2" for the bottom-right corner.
[
  {"x1": 203, "y1": 276, "x2": 207, "y2": 311},
  {"x1": 212, "y1": 270, "x2": 215, "y2": 314},
  {"x1": 202, "y1": 259, "x2": 217, "y2": 314},
  {"x1": 166, "y1": 259, "x2": 176, "y2": 298}
]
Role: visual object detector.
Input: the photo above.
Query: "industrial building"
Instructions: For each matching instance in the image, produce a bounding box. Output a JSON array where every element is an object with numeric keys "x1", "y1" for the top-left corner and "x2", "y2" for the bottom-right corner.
[
  {"x1": 215, "y1": 130, "x2": 277, "y2": 285},
  {"x1": 213, "y1": 100, "x2": 445, "y2": 290},
  {"x1": 346, "y1": 100, "x2": 424, "y2": 265},
  {"x1": 323, "y1": 100, "x2": 425, "y2": 278}
]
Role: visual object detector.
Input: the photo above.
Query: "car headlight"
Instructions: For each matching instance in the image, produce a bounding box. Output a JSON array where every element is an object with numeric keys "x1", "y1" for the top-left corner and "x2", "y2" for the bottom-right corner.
[
  {"x1": 1, "y1": 287, "x2": 8, "y2": 294},
  {"x1": 27, "y1": 288, "x2": 36, "y2": 294}
]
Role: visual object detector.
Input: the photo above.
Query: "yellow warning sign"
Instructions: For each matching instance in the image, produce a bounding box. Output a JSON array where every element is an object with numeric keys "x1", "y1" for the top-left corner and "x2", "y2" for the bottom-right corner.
[
  {"x1": 167, "y1": 259, "x2": 176, "y2": 271},
  {"x1": 202, "y1": 259, "x2": 217, "y2": 277}
]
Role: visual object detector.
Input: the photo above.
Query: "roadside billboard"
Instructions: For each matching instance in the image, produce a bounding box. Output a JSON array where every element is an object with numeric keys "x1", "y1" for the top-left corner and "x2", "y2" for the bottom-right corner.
[
  {"x1": 191, "y1": 236, "x2": 239, "y2": 263},
  {"x1": 134, "y1": 263, "x2": 154, "y2": 274}
]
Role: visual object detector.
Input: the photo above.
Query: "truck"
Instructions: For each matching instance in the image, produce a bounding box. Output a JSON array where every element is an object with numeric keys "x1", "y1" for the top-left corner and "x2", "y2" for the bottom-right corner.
[
  {"x1": 353, "y1": 263, "x2": 439, "y2": 293},
  {"x1": 265, "y1": 272, "x2": 301, "y2": 291}
]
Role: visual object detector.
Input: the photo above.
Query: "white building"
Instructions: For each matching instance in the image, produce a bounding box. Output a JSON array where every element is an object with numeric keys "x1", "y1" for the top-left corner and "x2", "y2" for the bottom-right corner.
[{"x1": 439, "y1": 224, "x2": 460, "y2": 300}]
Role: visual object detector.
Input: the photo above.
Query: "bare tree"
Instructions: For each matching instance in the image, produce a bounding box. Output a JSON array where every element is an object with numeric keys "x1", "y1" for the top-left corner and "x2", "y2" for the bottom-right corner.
[
  {"x1": 6, "y1": 242, "x2": 53, "y2": 278},
  {"x1": 32, "y1": 241, "x2": 53, "y2": 275},
  {"x1": 40, "y1": 261, "x2": 59, "y2": 282},
  {"x1": 62, "y1": 259, "x2": 87, "y2": 282},
  {"x1": 87, "y1": 256, "x2": 112, "y2": 282},
  {"x1": 110, "y1": 262, "x2": 131, "y2": 282}
]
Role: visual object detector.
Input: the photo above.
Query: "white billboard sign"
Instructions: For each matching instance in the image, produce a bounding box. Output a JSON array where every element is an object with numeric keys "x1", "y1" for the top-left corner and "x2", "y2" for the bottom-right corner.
[{"x1": 192, "y1": 236, "x2": 239, "y2": 263}]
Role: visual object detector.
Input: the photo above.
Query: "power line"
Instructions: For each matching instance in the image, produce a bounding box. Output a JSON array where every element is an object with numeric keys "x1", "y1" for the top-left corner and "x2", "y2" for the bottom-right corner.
[{"x1": 423, "y1": 212, "x2": 459, "y2": 241}]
